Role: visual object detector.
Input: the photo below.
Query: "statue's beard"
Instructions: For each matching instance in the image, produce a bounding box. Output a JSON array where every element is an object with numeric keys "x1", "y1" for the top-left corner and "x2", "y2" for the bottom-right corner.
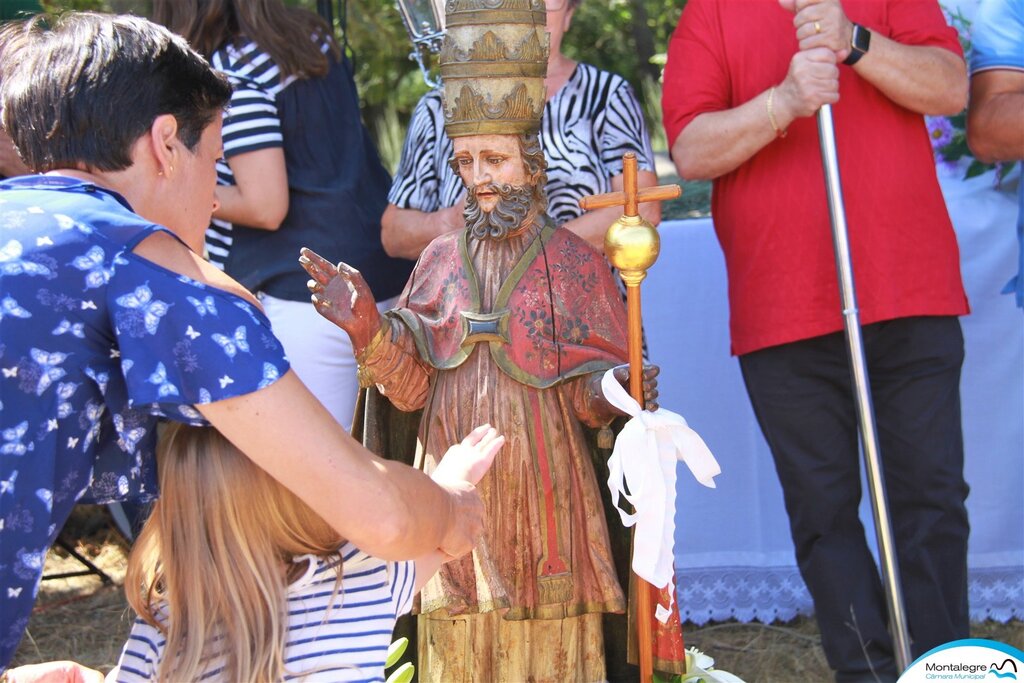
[{"x1": 464, "y1": 183, "x2": 534, "y2": 241}]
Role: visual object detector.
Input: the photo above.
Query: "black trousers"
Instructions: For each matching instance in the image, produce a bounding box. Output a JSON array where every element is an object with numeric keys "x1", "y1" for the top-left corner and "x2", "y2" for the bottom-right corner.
[{"x1": 739, "y1": 316, "x2": 970, "y2": 683}]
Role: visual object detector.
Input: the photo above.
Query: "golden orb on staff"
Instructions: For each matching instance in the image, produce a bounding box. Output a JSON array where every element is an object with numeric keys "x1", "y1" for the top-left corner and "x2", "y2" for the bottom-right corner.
[
  {"x1": 579, "y1": 152, "x2": 682, "y2": 683},
  {"x1": 582, "y1": 153, "x2": 679, "y2": 282}
]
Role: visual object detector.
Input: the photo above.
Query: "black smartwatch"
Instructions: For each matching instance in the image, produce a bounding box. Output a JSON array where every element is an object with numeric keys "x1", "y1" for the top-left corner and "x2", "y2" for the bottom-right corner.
[{"x1": 843, "y1": 23, "x2": 871, "y2": 66}]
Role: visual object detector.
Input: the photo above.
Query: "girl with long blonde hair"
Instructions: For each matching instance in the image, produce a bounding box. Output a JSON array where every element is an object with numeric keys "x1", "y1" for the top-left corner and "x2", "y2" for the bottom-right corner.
[{"x1": 110, "y1": 423, "x2": 502, "y2": 682}]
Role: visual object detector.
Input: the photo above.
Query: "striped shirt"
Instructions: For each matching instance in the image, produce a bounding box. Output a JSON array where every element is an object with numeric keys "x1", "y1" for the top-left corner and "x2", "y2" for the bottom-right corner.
[
  {"x1": 108, "y1": 544, "x2": 416, "y2": 682},
  {"x1": 204, "y1": 38, "x2": 328, "y2": 269},
  {"x1": 388, "y1": 62, "x2": 655, "y2": 222}
]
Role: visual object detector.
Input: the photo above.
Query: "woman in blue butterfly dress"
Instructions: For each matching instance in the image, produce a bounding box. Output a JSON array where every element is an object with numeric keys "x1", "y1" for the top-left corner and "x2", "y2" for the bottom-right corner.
[{"x1": 0, "y1": 14, "x2": 497, "y2": 675}]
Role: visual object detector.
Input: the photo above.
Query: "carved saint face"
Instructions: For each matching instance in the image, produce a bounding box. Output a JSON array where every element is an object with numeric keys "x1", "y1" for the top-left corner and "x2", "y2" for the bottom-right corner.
[{"x1": 452, "y1": 134, "x2": 530, "y2": 212}]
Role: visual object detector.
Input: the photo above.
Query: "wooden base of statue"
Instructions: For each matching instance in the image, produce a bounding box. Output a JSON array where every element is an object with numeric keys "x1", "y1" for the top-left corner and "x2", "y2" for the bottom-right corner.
[{"x1": 418, "y1": 610, "x2": 606, "y2": 683}]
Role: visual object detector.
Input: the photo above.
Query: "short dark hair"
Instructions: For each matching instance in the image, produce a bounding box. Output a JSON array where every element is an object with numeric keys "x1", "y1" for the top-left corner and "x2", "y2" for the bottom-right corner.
[{"x1": 0, "y1": 13, "x2": 232, "y2": 172}]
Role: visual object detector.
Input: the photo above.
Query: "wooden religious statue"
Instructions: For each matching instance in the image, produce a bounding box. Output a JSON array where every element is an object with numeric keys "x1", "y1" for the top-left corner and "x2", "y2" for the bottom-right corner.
[{"x1": 299, "y1": 0, "x2": 685, "y2": 680}]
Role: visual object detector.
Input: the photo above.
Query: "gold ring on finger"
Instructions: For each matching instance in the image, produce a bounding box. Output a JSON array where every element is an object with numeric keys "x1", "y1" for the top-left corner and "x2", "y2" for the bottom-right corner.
[{"x1": 814, "y1": 21, "x2": 822, "y2": 33}]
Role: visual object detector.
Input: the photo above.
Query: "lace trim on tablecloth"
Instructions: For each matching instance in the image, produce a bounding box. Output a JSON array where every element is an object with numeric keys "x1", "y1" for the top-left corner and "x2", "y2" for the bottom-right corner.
[{"x1": 676, "y1": 566, "x2": 1023, "y2": 625}]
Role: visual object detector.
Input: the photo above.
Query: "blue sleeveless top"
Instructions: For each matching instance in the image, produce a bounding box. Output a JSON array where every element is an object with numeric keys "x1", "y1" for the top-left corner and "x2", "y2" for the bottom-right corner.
[{"x1": 0, "y1": 175, "x2": 290, "y2": 668}]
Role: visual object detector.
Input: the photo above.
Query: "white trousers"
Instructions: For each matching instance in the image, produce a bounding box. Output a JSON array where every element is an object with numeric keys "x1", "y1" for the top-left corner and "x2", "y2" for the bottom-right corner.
[{"x1": 261, "y1": 293, "x2": 398, "y2": 432}]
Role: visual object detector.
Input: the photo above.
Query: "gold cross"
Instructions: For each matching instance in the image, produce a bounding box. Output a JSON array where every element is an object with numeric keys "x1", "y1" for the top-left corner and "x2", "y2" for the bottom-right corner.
[{"x1": 578, "y1": 152, "x2": 681, "y2": 216}]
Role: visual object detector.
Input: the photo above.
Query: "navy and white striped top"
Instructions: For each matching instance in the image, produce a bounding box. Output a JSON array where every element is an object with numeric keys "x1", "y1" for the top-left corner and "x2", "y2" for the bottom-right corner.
[
  {"x1": 202, "y1": 36, "x2": 410, "y2": 302},
  {"x1": 387, "y1": 62, "x2": 655, "y2": 222},
  {"x1": 108, "y1": 544, "x2": 416, "y2": 682},
  {"x1": 204, "y1": 39, "x2": 299, "y2": 268}
]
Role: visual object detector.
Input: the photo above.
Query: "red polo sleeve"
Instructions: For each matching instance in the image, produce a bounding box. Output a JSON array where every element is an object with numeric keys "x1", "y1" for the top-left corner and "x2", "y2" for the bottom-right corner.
[
  {"x1": 661, "y1": 0, "x2": 730, "y2": 149},
  {"x1": 885, "y1": 0, "x2": 964, "y2": 55}
]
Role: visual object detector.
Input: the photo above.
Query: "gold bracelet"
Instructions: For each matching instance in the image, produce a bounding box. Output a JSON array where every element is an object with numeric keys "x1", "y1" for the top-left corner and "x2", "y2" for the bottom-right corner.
[
  {"x1": 355, "y1": 322, "x2": 388, "y2": 366},
  {"x1": 356, "y1": 363, "x2": 377, "y2": 389},
  {"x1": 355, "y1": 324, "x2": 388, "y2": 389},
  {"x1": 767, "y1": 86, "x2": 787, "y2": 139}
]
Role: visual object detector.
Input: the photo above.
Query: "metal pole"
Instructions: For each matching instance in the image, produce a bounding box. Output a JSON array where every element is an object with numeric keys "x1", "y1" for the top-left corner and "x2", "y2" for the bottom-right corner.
[{"x1": 816, "y1": 104, "x2": 913, "y2": 673}]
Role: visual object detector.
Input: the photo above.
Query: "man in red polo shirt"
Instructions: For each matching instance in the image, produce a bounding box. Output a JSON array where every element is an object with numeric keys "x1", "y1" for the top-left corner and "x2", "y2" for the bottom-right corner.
[{"x1": 663, "y1": 0, "x2": 970, "y2": 681}]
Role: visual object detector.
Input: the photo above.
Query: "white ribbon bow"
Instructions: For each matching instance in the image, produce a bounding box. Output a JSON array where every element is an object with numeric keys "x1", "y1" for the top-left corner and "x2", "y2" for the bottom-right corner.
[{"x1": 602, "y1": 368, "x2": 721, "y2": 622}]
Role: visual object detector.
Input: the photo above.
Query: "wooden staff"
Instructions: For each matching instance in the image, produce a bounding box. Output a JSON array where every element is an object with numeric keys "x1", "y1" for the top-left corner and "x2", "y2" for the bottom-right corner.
[{"x1": 579, "y1": 153, "x2": 681, "y2": 683}]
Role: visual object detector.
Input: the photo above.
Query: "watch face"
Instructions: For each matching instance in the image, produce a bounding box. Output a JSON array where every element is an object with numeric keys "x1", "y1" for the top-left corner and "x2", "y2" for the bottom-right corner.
[
  {"x1": 844, "y1": 23, "x2": 870, "y2": 65},
  {"x1": 853, "y1": 24, "x2": 871, "y2": 52}
]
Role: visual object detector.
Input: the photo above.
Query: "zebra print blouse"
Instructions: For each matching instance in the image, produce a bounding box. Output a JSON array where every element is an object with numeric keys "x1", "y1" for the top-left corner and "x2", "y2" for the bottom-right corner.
[{"x1": 387, "y1": 63, "x2": 655, "y2": 219}]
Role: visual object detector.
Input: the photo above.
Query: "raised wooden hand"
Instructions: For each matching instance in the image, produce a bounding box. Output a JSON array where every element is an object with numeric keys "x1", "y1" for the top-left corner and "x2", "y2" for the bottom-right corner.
[{"x1": 299, "y1": 247, "x2": 382, "y2": 353}]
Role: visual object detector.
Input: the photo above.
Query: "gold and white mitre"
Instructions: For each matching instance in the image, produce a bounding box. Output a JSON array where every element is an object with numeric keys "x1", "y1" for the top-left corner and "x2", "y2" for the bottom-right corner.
[{"x1": 439, "y1": 0, "x2": 548, "y2": 137}]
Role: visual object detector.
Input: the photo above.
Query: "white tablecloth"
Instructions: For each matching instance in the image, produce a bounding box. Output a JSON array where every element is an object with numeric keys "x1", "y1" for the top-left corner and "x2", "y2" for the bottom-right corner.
[{"x1": 649, "y1": 167, "x2": 1023, "y2": 625}]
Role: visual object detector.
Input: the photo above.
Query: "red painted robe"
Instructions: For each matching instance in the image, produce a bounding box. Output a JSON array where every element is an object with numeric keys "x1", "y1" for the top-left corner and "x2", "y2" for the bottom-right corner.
[{"x1": 361, "y1": 219, "x2": 685, "y2": 670}]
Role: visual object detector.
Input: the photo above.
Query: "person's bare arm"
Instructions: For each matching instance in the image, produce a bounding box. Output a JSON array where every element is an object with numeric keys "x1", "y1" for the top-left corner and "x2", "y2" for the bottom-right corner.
[
  {"x1": 562, "y1": 169, "x2": 661, "y2": 251},
  {"x1": 672, "y1": 47, "x2": 839, "y2": 180},
  {"x1": 414, "y1": 551, "x2": 447, "y2": 593},
  {"x1": 380, "y1": 197, "x2": 466, "y2": 259},
  {"x1": 968, "y1": 69, "x2": 1024, "y2": 163},
  {"x1": 131, "y1": 233, "x2": 491, "y2": 562},
  {"x1": 213, "y1": 147, "x2": 289, "y2": 230},
  {"x1": 0, "y1": 127, "x2": 30, "y2": 177},
  {"x1": 785, "y1": 0, "x2": 967, "y2": 115},
  {"x1": 845, "y1": 36, "x2": 965, "y2": 115},
  {"x1": 197, "y1": 372, "x2": 484, "y2": 560}
]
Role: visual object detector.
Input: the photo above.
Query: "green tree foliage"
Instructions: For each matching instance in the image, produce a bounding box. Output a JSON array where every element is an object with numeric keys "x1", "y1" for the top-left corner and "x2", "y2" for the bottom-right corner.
[
  {"x1": 31, "y1": 0, "x2": 689, "y2": 166},
  {"x1": 566, "y1": 0, "x2": 684, "y2": 92},
  {"x1": 36, "y1": 0, "x2": 150, "y2": 17},
  {"x1": 302, "y1": 0, "x2": 689, "y2": 164}
]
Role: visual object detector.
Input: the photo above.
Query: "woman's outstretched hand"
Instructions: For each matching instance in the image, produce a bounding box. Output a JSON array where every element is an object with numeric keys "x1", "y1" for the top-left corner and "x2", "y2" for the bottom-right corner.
[
  {"x1": 299, "y1": 247, "x2": 381, "y2": 352},
  {"x1": 430, "y1": 424, "x2": 505, "y2": 559},
  {"x1": 435, "y1": 424, "x2": 504, "y2": 486}
]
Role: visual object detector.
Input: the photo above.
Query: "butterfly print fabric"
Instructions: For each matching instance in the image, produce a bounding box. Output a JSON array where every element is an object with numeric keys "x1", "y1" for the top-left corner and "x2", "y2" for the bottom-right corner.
[{"x1": 0, "y1": 176, "x2": 290, "y2": 668}]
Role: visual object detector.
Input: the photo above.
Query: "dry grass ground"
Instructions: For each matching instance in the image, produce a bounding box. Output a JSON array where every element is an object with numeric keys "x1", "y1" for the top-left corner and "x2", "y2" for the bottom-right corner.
[
  {"x1": 11, "y1": 520, "x2": 132, "y2": 673},
  {"x1": 11, "y1": 506, "x2": 1024, "y2": 681}
]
